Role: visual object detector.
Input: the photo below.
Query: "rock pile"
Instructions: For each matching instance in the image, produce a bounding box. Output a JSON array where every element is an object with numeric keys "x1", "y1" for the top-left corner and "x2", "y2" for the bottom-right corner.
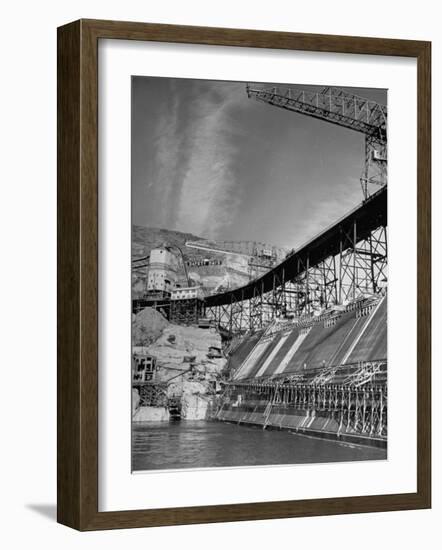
[{"x1": 132, "y1": 307, "x2": 169, "y2": 347}]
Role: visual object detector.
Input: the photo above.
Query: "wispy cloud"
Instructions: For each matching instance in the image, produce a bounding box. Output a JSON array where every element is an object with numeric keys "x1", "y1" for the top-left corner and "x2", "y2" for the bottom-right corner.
[
  {"x1": 133, "y1": 77, "x2": 371, "y2": 247},
  {"x1": 144, "y1": 81, "x2": 249, "y2": 239},
  {"x1": 174, "y1": 83, "x2": 247, "y2": 238},
  {"x1": 148, "y1": 81, "x2": 187, "y2": 228}
]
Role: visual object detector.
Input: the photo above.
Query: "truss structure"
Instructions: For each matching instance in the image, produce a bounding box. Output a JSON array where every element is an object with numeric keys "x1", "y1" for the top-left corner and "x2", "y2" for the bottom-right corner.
[
  {"x1": 339, "y1": 224, "x2": 388, "y2": 302},
  {"x1": 205, "y1": 222, "x2": 387, "y2": 333},
  {"x1": 361, "y1": 135, "x2": 388, "y2": 199},
  {"x1": 247, "y1": 84, "x2": 388, "y2": 200},
  {"x1": 224, "y1": 369, "x2": 387, "y2": 437},
  {"x1": 246, "y1": 85, "x2": 387, "y2": 141},
  {"x1": 136, "y1": 383, "x2": 168, "y2": 407},
  {"x1": 202, "y1": 83, "x2": 388, "y2": 335}
]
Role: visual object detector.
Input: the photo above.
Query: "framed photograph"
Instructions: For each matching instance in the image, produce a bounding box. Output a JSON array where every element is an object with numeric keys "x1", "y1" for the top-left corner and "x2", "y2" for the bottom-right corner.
[{"x1": 57, "y1": 19, "x2": 431, "y2": 530}]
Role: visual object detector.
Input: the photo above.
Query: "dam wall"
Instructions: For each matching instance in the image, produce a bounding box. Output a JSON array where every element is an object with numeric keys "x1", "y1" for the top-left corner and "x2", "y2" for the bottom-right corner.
[
  {"x1": 218, "y1": 295, "x2": 387, "y2": 446},
  {"x1": 233, "y1": 296, "x2": 387, "y2": 382}
]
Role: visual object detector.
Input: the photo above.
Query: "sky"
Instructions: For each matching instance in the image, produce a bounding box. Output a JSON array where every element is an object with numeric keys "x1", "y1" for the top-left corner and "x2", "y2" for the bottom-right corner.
[{"x1": 132, "y1": 77, "x2": 386, "y2": 249}]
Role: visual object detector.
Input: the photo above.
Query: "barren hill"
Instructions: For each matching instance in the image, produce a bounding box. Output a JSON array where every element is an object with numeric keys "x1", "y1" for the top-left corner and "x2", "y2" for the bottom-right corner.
[{"x1": 132, "y1": 226, "x2": 278, "y2": 298}]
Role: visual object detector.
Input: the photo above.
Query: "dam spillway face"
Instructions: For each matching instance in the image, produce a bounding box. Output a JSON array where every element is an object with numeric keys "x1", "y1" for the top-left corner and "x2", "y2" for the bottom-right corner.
[{"x1": 218, "y1": 295, "x2": 387, "y2": 447}]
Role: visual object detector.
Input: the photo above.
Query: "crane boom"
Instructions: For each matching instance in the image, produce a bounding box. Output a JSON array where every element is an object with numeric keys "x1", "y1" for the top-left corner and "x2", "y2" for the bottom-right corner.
[
  {"x1": 246, "y1": 84, "x2": 388, "y2": 199},
  {"x1": 246, "y1": 85, "x2": 387, "y2": 143}
]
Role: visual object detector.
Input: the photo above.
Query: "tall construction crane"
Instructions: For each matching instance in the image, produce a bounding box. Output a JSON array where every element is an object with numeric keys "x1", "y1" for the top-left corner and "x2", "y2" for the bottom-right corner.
[{"x1": 246, "y1": 84, "x2": 387, "y2": 199}]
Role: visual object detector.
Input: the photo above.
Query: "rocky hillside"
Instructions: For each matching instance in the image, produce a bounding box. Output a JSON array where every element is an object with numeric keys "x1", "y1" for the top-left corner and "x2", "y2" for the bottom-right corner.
[
  {"x1": 132, "y1": 226, "x2": 252, "y2": 298},
  {"x1": 132, "y1": 307, "x2": 227, "y2": 421}
]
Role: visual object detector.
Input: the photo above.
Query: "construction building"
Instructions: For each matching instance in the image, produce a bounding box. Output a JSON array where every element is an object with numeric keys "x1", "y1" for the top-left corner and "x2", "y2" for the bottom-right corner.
[
  {"x1": 132, "y1": 353, "x2": 158, "y2": 383},
  {"x1": 171, "y1": 286, "x2": 205, "y2": 301},
  {"x1": 170, "y1": 285, "x2": 205, "y2": 326},
  {"x1": 133, "y1": 244, "x2": 191, "y2": 315},
  {"x1": 146, "y1": 246, "x2": 180, "y2": 297}
]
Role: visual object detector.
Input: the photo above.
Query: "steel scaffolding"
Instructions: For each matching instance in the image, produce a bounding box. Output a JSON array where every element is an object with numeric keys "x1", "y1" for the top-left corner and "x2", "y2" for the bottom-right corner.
[
  {"x1": 205, "y1": 189, "x2": 387, "y2": 334},
  {"x1": 222, "y1": 363, "x2": 388, "y2": 438}
]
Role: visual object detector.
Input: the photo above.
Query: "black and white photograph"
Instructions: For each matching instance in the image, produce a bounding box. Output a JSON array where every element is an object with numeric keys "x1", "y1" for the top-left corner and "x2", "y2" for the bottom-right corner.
[
  {"x1": 2, "y1": 0, "x2": 435, "y2": 542},
  {"x1": 131, "y1": 76, "x2": 388, "y2": 472}
]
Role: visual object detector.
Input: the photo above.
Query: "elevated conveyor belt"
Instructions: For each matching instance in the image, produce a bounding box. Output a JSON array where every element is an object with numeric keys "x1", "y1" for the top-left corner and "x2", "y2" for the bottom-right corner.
[{"x1": 205, "y1": 186, "x2": 386, "y2": 308}]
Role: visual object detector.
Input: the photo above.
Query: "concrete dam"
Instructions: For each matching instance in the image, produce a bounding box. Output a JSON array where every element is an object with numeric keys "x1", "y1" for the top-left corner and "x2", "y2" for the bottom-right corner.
[{"x1": 217, "y1": 294, "x2": 387, "y2": 447}]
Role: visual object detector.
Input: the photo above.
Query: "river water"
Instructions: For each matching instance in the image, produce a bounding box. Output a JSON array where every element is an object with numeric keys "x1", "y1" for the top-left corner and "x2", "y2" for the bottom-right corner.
[{"x1": 132, "y1": 420, "x2": 386, "y2": 471}]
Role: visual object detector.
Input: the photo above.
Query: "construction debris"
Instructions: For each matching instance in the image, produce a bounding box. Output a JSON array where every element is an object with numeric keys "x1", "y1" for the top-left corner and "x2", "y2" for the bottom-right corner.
[{"x1": 132, "y1": 315, "x2": 227, "y2": 422}]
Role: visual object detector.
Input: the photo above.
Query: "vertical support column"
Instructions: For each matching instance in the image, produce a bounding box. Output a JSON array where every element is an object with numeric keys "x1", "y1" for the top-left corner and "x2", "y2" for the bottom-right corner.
[
  {"x1": 360, "y1": 135, "x2": 370, "y2": 200},
  {"x1": 249, "y1": 289, "x2": 253, "y2": 330},
  {"x1": 378, "y1": 387, "x2": 384, "y2": 436},
  {"x1": 260, "y1": 280, "x2": 264, "y2": 328},
  {"x1": 369, "y1": 233, "x2": 376, "y2": 294},
  {"x1": 352, "y1": 220, "x2": 357, "y2": 301},
  {"x1": 362, "y1": 388, "x2": 368, "y2": 433},
  {"x1": 339, "y1": 228, "x2": 343, "y2": 305},
  {"x1": 240, "y1": 289, "x2": 244, "y2": 330},
  {"x1": 333, "y1": 255, "x2": 338, "y2": 306},
  {"x1": 305, "y1": 255, "x2": 310, "y2": 315}
]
